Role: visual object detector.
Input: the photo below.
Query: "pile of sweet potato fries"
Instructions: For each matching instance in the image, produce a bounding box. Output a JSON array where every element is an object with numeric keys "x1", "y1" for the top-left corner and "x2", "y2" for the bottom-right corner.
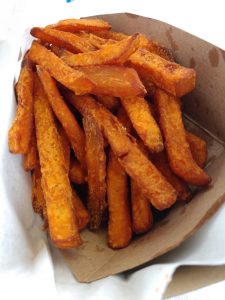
[{"x1": 8, "y1": 18, "x2": 211, "y2": 249}]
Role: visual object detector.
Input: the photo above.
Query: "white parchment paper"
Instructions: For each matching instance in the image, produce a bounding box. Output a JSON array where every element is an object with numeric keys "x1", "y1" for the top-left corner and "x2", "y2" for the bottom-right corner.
[{"x1": 1, "y1": 1, "x2": 225, "y2": 299}]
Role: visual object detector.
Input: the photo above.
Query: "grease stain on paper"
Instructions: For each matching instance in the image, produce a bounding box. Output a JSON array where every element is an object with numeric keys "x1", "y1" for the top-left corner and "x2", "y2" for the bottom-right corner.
[
  {"x1": 208, "y1": 47, "x2": 219, "y2": 67},
  {"x1": 189, "y1": 57, "x2": 196, "y2": 68},
  {"x1": 166, "y1": 27, "x2": 179, "y2": 52}
]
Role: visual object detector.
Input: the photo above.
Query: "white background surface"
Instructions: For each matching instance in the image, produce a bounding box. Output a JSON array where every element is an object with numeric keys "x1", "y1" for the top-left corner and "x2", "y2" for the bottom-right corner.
[{"x1": 0, "y1": 1, "x2": 225, "y2": 299}]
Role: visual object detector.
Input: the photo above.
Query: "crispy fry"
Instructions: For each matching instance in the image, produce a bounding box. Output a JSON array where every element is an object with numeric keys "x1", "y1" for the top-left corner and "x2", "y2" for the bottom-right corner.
[
  {"x1": 37, "y1": 66, "x2": 86, "y2": 170},
  {"x1": 28, "y1": 41, "x2": 95, "y2": 95},
  {"x1": 74, "y1": 65, "x2": 146, "y2": 97},
  {"x1": 58, "y1": 125, "x2": 70, "y2": 172},
  {"x1": 62, "y1": 34, "x2": 140, "y2": 66},
  {"x1": 107, "y1": 150, "x2": 132, "y2": 248},
  {"x1": 23, "y1": 129, "x2": 38, "y2": 171},
  {"x1": 68, "y1": 93, "x2": 177, "y2": 211},
  {"x1": 186, "y1": 131, "x2": 208, "y2": 168},
  {"x1": 34, "y1": 76, "x2": 81, "y2": 249},
  {"x1": 76, "y1": 32, "x2": 116, "y2": 48},
  {"x1": 8, "y1": 56, "x2": 34, "y2": 154},
  {"x1": 31, "y1": 27, "x2": 96, "y2": 54},
  {"x1": 72, "y1": 189, "x2": 90, "y2": 230},
  {"x1": 83, "y1": 113, "x2": 107, "y2": 229},
  {"x1": 154, "y1": 89, "x2": 211, "y2": 186},
  {"x1": 96, "y1": 96, "x2": 119, "y2": 111},
  {"x1": 32, "y1": 165, "x2": 45, "y2": 216},
  {"x1": 94, "y1": 31, "x2": 128, "y2": 41},
  {"x1": 47, "y1": 18, "x2": 111, "y2": 33},
  {"x1": 131, "y1": 179, "x2": 153, "y2": 234},
  {"x1": 150, "y1": 151, "x2": 191, "y2": 201},
  {"x1": 117, "y1": 106, "x2": 134, "y2": 133},
  {"x1": 69, "y1": 157, "x2": 86, "y2": 184},
  {"x1": 127, "y1": 48, "x2": 196, "y2": 97},
  {"x1": 120, "y1": 96, "x2": 163, "y2": 152}
]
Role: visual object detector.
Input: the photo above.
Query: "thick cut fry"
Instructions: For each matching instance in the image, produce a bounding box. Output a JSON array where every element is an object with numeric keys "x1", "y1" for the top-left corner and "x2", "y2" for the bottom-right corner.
[
  {"x1": 58, "y1": 125, "x2": 70, "y2": 172},
  {"x1": 23, "y1": 130, "x2": 39, "y2": 171},
  {"x1": 94, "y1": 31, "x2": 128, "y2": 41},
  {"x1": 34, "y1": 76, "x2": 81, "y2": 249},
  {"x1": 96, "y1": 96, "x2": 119, "y2": 111},
  {"x1": 107, "y1": 150, "x2": 132, "y2": 249},
  {"x1": 72, "y1": 190, "x2": 90, "y2": 230},
  {"x1": 76, "y1": 32, "x2": 116, "y2": 48},
  {"x1": 69, "y1": 158, "x2": 86, "y2": 184},
  {"x1": 127, "y1": 48, "x2": 196, "y2": 97},
  {"x1": 68, "y1": 93, "x2": 177, "y2": 210},
  {"x1": 62, "y1": 34, "x2": 140, "y2": 67},
  {"x1": 37, "y1": 66, "x2": 86, "y2": 170},
  {"x1": 32, "y1": 165, "x2": 45, "y2": 216},
  {"x1": 154, "y1": 89, "x2": 211, "y2": 186},
  {"x1": 117, "y1": 106, "x2": 134, "y2": 133},
  {"x1": 120, "y1": 96, "x2": 163, "y2": 152},
  {"x1": 131, "y1": 179, "x2": 153, "y2": 234},
  {"x1": 186, "y1": 131, "x2": 208, "y2": 168},
  {"x1": 74, "y1": 65, "x2": 146, "y2": 97},
  {"x1": 28, "y1": 41, "x2": 94, "y2": 95},
  {"x1": 47, "y1": 18, "x2": 111, "y2": 33},
  {"x1": 8, "y1": 56, "x2": 34, "y2": 154},
  {"x1": 150, "y1": 151, "x2": 191, "y2": 201},
  {"x1": 83, "y1": 113, "x2": 107, "y2": 229},
  {"x1": 31, "y1": 27, "x2": 96, "y2": 54}
]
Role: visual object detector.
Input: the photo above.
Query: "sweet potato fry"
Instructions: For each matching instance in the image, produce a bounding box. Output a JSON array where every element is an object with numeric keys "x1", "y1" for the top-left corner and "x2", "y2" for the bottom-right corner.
[
  {"x1": 96, "y1": 95, "x2": 119, "y2": 111},
  {"x1": 47, "y1": 18, "x2": 111, "y2": 33},
  {"x1": 131, "y1": 179, "x2": 153, "y2": 234},
  {"x1": 34, "y1": 76, "x2": 81, "y2": 249},
  {"x1": 150, "y1": 151, "x2": 191, "y2": 201},
  {"x1": 28, "y1": 41, "x2": 95, "y2": 95},
  {"x1": 31, "y1": 27, "x2": 96, "y2": 54},
  {"x1": 186, "y1": 131, "x2": 208, "y2": 168},
  {"x1": 23, "y1": 130, "x2": 38, "y2": 171},
  {"x1": 117, "y1": 106, "x2": 134, "y2": 133},
  {"x1": 8, "y1": 56, "x2": 34, "y2": 154},
  {"x1": 32, "y1": 165, "x2": 45, "y2": 216},
  {"x1": 94, "y1": 31, "x2": 128, "y2": 41},
  {"x1": 107, "y1": 150, "x2": 132, "y2": 248},
  {"x1": 68, "y1": 93, "x2": 177, "y2": 210},
  {"x1": 58, "y1": 125, "x2": 70, "y2": 172},
  {"x1": 74, "y1": 65, "x2": 146, "y2": 97},
  {"x1": 71, "y1": 190, "x2": 90, "y2": 230},
  {"x1": 154, "y1": 89, "x2": 211, "y2": 186},
  {"x1": 69, "y1": 158, "x2": 86, "y2": 184},
  {"x1": 37, "y1": 66, "x2": 86, "y2": 170},
  {"x1": 83, "y1": 113, "x2": 107, "y2": 229},
  {"x1": 76, "y1": 32, "x2": 116, "y2": 48},
  {"x1": 127, "y1": 48, "x2": 196, "y2": 97},
  {"x1": 120, "y1": 96, "x2": 163, "y2": 152},
  {"x1": 62, "y1": 34, "x2": 140, "y2": 66}
]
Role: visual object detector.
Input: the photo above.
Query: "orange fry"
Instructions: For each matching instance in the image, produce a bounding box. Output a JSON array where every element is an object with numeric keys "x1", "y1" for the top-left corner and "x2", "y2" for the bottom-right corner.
[
  {"x1": 28, "y1": 41, "x2": 94, "y2": 95},
  {"x1": 120, "y1": 96, "x2": 163, "y2": 152},
  {"x1": 75, "y1": 65, "x2": 146, "y2": 98},
  {"x1": 186, "y1": 131, "x2": 208, "y2": 168},
  {"x1": 58, "y1": 125, "x2": 70, "y2": 172},
  {"x1": 34, "y1": 76, "x2": 81, "y2": 249},
  {"x1": 8, "y1": 56, "x2": 34, "y2": 154},
  {"x1": 32, "y1": 165, "x2": 45, "y2": 216},
  {"x1": 127, "y1": 48, "x2": 196, "y2": 97},
  {"x1": 117, "y1": 110, "x2": 153, "y2": 233},
  {"x1": 69, "y1": 158, "x2": 86, "y2": 184},
  {"x1": 31, "y1": 27, "x2": 96, "y2": 54},
  {"x1": 76, "y1": 32, "x2": 116, "y2": 48},
  {"x1": 94, "y1": 31, "x2": 128, "y2": 41},
  {"x1": 62, "y1": 34, "x2": 140, "y2": 67},
  {"x1": 154, "y1": 89, "x2": 211, "y2": 186},
  {"x1": 68, "y1": 93, "x2": 177, "y2": 211},
  {"x1": 96, "y1": 95, "x2": 119, "y2": 111},
  {"x1": 47, "y1": 18, "x2": 111, "y2": 33},
  {"x1": 37, "y1": 66, "x2": 86, "y2": 170},
  {"x1": 107, "y1": 150, "x2": 132, "y2": 249},
  {"x1": 71, "y1": 190, "x2": 90, "y2": 230},
  {"x1": 23, "y1": 130, "x2": 38, "y2": 171},
  {"x1": 150, "y1": 151, "x2": 191, "y2": 201},
  {"x1": 131, "y1": 179, "x2": 153, "y2": 234},
  {"x1": 83, "y1": 113, "x2": 107, "y2": 229}
]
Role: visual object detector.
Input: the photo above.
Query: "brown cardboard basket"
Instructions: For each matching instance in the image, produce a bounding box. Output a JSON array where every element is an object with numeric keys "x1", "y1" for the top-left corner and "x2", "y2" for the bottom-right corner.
[{"x1": 60, "y1": 13, "x2": 225, "y2": 283}]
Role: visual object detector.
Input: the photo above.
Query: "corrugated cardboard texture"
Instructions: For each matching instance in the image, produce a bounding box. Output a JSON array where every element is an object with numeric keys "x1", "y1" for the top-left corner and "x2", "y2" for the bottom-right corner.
[{"x1": 61, "y1": 13, "x2": 225, "y2": 283}]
